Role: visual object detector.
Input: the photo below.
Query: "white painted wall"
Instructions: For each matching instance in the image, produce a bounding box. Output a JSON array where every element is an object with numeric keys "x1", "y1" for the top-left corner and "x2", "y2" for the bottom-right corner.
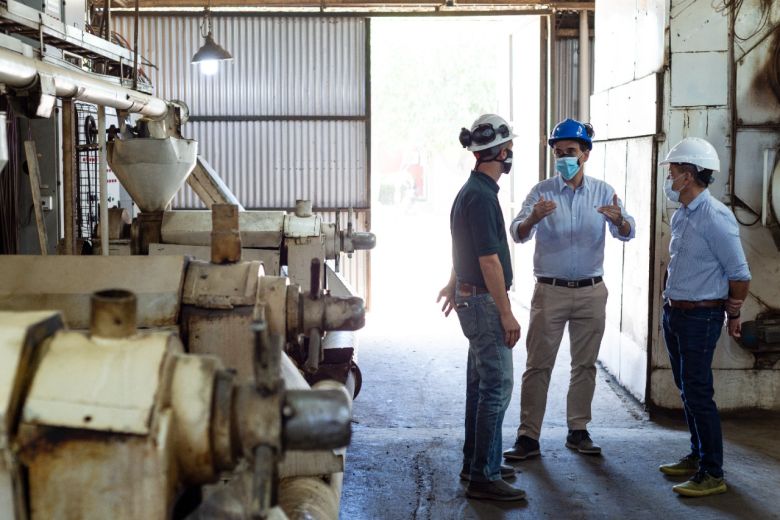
[{"x1": 590, "y1": 0, "x2": 666, "y2": 402}]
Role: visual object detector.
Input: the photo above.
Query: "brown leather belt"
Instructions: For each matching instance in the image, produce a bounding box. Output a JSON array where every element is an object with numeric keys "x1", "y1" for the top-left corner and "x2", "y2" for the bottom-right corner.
[
  {"x1": 666, "y1": 299, "x2": 725, "y2": 309},
  {"x1": 456, "y1": 282, "x2": 490, "y2": 296}
]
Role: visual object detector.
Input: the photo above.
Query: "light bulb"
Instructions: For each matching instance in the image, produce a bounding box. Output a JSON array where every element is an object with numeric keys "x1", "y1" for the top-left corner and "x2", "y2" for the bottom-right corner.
[{"x1": 200, "y1": 60, "x2": 219, "y2": 75}]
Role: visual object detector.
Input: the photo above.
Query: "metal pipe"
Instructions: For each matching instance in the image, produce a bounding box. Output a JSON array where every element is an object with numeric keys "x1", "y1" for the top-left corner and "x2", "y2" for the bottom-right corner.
[
  {"x1": 578, "y1": 9, "x2": 590, "y2": 122},
  {"x1": 0, "y1": 46, "x2": 168, "y2": 118},
  {"x1": 98, "y1": 105, "x2": 109, "y2": 256},
  {"x1": 90, "y1": 289, "x2": 137, "y2": 338}
]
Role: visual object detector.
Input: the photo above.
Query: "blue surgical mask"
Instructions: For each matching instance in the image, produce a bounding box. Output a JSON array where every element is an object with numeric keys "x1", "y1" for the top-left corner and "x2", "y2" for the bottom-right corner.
[
  {"x1": 555, "y1": 156, "x2": 580, "y2": 180},
  {"x1": 663, "y1": 177, "x2": 680, "y2": 202}
]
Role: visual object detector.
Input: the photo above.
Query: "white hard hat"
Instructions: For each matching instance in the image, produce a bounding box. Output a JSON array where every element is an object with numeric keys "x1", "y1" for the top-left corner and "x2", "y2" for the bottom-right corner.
[
  {"x1": 459, "y1": 114, "x2": 517, "y2": 152},
  {"x1": 659, "y1": 137, "x2": 720, "y2": 172}
]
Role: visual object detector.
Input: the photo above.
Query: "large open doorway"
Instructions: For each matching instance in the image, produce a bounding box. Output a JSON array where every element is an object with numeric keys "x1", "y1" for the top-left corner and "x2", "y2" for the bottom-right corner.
[{"x1": 370, "y1": 16, "x2": 542, "y2": 317}]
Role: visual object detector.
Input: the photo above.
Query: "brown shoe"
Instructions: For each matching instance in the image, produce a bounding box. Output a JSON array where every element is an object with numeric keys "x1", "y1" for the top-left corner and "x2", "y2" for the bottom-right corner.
[{"x1": 466, "y1": 479, "x2": 526, "y2": 501}]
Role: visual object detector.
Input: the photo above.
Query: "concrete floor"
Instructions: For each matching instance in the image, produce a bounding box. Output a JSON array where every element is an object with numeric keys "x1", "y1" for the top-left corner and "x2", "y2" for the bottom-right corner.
[{"x1": 341, "y1": 298, "x2": 780, "y2": 519}]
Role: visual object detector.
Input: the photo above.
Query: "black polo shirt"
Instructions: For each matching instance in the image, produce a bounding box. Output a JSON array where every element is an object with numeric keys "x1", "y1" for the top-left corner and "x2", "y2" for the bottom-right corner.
[{"x1": 450, "y1": 170, "x2": 513, "y2": 289}]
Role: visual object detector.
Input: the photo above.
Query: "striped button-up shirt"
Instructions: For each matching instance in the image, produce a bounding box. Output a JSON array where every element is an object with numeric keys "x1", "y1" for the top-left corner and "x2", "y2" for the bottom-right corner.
[
  {"x1": 664, "y1": 189, "x2": 751, "y2": 301},
  {"x1": 510, "y1": 175, "x2": 635, "y2": 279}
]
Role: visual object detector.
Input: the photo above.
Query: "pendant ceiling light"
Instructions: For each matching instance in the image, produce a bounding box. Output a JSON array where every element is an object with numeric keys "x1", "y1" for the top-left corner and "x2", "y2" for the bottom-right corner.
[{"x1": 191, "y1": 6, "x2": 232, "y2": 76}]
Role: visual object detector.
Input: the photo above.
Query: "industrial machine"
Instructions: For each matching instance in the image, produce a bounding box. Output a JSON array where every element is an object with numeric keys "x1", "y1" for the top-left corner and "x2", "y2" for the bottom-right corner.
[
  {"x1": 0, "y1": 290, "x2": 351, "y2": 519},
  {"x1": 0, "y1": 2, "x2": 370, "y2": 516},
  {"x1": 102, "y1": 106, "x2": 374, "y2": 393}
]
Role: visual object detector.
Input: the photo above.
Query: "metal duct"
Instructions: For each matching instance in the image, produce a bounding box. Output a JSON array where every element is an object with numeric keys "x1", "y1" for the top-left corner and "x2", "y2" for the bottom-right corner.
[{"x1": 0, "y1": 47, "x2": 168, "y2": 118}]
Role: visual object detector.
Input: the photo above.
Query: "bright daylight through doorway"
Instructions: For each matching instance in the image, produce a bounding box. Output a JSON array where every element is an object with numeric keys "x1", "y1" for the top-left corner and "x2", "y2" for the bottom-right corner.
[{"x1": 370, "y1": 16, "x2": 541, "y2": 319}]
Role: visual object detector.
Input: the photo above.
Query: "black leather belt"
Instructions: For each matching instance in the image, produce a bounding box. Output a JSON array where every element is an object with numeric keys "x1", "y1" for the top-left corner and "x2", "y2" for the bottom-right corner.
[{"x1": 537, "y1": 276, "x2": 603, "y2": 289}]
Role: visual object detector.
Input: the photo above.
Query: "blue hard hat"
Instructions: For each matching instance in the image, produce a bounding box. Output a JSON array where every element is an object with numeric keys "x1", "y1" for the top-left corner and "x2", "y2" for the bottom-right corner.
[{"x1": 548, "y1": 118, "x2": 593, "y2": 150}]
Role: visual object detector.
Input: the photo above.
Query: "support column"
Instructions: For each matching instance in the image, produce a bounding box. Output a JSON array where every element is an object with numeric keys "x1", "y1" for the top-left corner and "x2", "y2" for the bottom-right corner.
[{"x1": 579, "y1": 10, "x2": 590, "y2": 123}]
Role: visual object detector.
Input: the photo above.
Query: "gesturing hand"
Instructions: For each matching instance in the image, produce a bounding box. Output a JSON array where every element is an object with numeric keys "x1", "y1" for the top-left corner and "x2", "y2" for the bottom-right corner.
[
  {"x1": 437, "y1": 285, "x2": 455, "y2": 317},
  {"x1": 531, "y1": 195, "x2": 557, "y2": 223},
  {"x1": 597, "y1": 194, "x2": 624, "y2": 226}
]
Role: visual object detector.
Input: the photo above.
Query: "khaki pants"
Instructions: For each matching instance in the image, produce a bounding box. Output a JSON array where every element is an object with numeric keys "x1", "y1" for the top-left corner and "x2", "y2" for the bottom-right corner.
[{"x1": 517, "y1": 281, "x2": 608, "y2": 440}]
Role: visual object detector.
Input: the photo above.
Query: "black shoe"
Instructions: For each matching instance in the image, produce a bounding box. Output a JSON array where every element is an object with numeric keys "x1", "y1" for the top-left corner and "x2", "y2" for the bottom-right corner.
[
  {"x1": 460, "y1": 464, "x2": 516, "y2": 481},
  {"x1": 503, "y1": 435, "x2": 541, "y2": 461},
  {"x1": 466, "y1": 479, "x2": 527, "y2": 501},
  {"x1": 565, "y1": 430, "x2": 601, "y2": 455}
]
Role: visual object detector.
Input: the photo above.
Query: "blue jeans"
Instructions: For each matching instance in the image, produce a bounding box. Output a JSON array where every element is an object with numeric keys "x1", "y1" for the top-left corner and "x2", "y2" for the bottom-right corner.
[
  {"x1": 662, "y1": 304, "x2": 725, "y2": 478},
  {"x1": 455, "y1": 292, "x2": 513, "y2": 482}
]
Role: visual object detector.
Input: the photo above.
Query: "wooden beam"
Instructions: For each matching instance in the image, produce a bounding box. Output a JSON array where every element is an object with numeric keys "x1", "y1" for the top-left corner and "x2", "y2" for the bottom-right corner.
[
  {"x1": 61, "y1": 99, "x2": 77, "y2": 255},
  {"x1": 23, "y1": 141, "x2": 48, "y2": 255},
  {"x1": 121, "y1": 0, "x2": 593, "y2": 11}
]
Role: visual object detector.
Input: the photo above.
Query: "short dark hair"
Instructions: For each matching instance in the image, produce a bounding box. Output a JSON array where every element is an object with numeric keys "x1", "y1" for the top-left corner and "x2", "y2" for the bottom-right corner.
[
  {"x1": 475, "y1": 142, "x2": 510, "y2": 161},
  {"x1": 677, "y1": 163, "x2": 713, "y2": 187}
]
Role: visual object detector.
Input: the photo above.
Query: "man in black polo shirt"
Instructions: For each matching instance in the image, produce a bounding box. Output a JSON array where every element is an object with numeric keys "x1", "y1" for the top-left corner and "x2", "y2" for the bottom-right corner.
[{"x1": 437, "y1": 114, "x2": 524, "y2": 502}]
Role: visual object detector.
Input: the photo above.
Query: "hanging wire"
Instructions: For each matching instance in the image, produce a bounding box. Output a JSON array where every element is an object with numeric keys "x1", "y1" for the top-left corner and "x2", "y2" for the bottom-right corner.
[{"x1": 714, "y1": 0, "x2": 775, "y2": 42}]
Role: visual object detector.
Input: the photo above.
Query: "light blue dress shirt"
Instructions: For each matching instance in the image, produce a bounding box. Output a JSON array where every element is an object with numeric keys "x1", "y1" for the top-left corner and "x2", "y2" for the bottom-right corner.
[
  {"x1": 510, "y1": 175, "x2": 636, "y2": 279},
  {"x1": 664, "y1": 189, "x2": 751, "y2": 301}
]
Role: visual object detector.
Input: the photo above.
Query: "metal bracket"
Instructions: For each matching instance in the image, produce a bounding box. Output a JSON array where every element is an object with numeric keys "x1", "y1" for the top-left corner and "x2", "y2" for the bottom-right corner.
[{"x1": 35, "y1": 73, "x2": 56, "y2": 118}]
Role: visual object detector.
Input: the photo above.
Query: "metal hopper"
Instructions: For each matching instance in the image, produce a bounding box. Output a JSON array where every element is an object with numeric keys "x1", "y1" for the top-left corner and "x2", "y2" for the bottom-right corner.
[{"x1": 107, "y1": 136, "x2": 198, "y2": 212}]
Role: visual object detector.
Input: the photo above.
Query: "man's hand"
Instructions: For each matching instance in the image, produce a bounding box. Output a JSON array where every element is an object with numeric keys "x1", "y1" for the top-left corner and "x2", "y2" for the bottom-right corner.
[
  {"x1": 531, "y1": 195, "x2": 557, "y2": 223},
  {"x1": 597, "y1": 194, "x2": 623, "y2": 226},
  {"x1": 500, "y1": 312, "x2": 521, "y2": 348},
  {"x1": 727, "y1": 316, "x2": 742, "y2": 338},
  {"x1": 437, "y1": 284, "x2": 455, "y2": 317}
]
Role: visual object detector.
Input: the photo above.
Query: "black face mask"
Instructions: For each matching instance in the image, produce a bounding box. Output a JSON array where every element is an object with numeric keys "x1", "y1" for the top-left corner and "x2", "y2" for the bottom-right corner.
[{"x1": 500, "y1": 149, "x2": 513, "y2": 174}]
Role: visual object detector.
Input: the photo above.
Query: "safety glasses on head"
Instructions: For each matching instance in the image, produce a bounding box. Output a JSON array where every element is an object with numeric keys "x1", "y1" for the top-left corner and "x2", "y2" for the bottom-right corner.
[
  {"x1": 459, "y1": 114, "x2": 516, "y2": 152},
  {"x1": 471, "y1": 123, "x2": 510, "y2": 145}
]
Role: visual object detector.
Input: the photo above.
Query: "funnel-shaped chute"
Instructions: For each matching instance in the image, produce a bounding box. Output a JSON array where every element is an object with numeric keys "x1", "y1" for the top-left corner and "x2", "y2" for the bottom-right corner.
[{"x1": 108, "y1": 136, "x2": 198, "y2": 212}]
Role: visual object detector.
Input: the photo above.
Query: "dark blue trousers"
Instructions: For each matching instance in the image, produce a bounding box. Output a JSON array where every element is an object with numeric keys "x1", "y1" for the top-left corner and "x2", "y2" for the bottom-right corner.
[{"x1": 662, "y1": 304, "x2": 725, "y2": 478}]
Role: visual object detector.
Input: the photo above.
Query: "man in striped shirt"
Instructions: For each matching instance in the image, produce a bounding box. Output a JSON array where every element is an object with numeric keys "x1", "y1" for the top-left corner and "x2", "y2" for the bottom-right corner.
[{"x1": 657, "y1": 137, "x2": 751, "y2": 497}]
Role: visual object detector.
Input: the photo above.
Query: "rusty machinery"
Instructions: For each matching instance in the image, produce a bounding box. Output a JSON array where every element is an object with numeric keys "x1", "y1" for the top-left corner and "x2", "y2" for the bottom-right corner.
[
  {"x1": 0, "y1": 206, "x2": 365, "y2": 388},
  {"x1": 0, "y1": 288, "x2": 351, "y2": 519},
  {"x1": 0, "y1": 11, "x2": 363, "y2": 517},
  {"x1": 0, "y1": 208, "x2": 366, "y2": 519}
]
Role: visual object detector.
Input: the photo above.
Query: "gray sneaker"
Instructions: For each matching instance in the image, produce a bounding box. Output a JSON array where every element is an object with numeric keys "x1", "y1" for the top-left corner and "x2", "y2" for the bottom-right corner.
[
  {"x1": 503, "y1": 435, "x2": 541, "y2": 461},
  {"x1": 466, "y1": 479, "x2": 527, "y2": 501},
  {"x1": 565, "y1": 430, "x2": 601, "y2": 455}
]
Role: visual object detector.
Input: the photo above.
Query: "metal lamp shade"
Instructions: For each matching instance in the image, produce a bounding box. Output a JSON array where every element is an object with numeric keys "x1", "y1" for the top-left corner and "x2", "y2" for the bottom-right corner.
[{"x1": 191, "y1": 32, "x2": 233, "y2": 63}]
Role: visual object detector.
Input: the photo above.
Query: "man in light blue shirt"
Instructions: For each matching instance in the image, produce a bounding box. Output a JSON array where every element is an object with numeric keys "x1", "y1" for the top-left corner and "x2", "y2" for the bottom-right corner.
[
  {"x1": 503, "y1": 119, "x2": 635, "y2": 461},
  {"x1": 657, "y1": 137, "x2": 750, "y2": 498}
]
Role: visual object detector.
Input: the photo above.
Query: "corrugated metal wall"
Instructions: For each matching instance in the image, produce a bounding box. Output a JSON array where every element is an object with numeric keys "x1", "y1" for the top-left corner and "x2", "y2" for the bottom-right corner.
[
  {"x1": 114, "y1": 14, "x2": 371, "y2": 301},
  {"x1": 554, "y1": 37, "x2": 595, "y2": 123},
  {"x1": 114, "y1": 15, "x2": 367, "y2": 210}
]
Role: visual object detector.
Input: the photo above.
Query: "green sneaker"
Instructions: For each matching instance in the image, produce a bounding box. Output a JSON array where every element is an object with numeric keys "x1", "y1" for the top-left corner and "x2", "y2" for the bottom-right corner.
[
  {"x1": 659, "y1": 454, "x2": 699, "y2": 476},
  {"x1": 672, "y1": 471, "x2": 727, "y2": 497}
]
